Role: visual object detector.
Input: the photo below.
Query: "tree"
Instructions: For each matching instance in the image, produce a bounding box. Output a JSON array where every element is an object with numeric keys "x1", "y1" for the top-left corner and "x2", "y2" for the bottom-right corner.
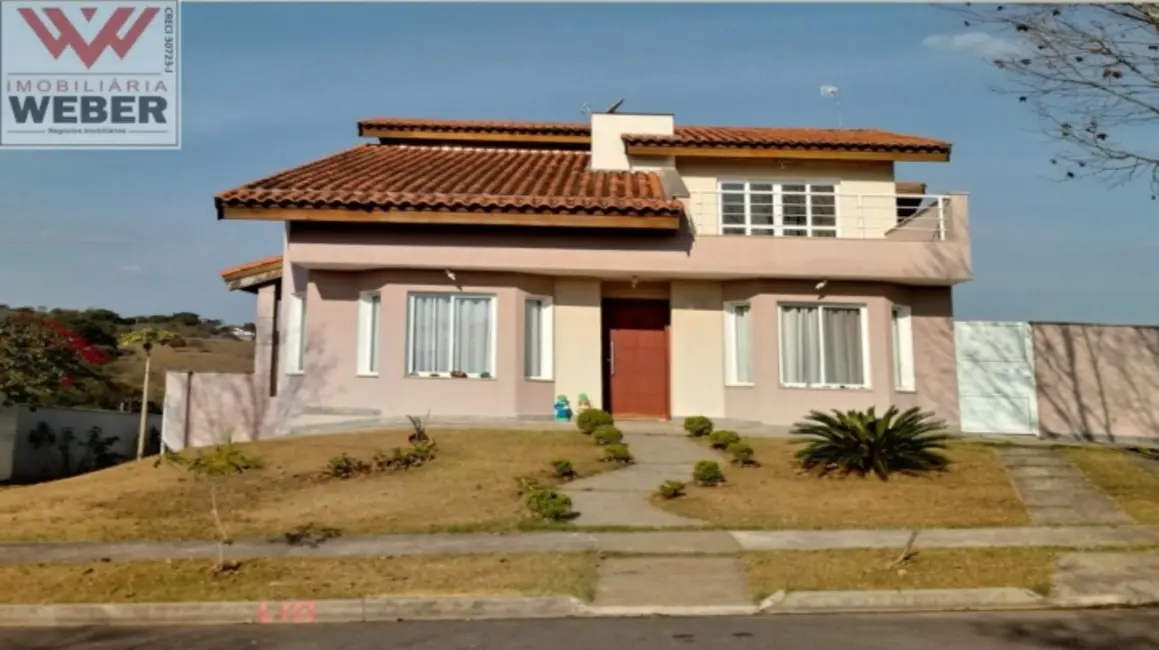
[
  {"x1": 956, "y1": 4, "x2": 1159, "y2": 196},
  {"x1": 0, "y1": 312, "x2": 110, "y2": 407},
  {"x1": 119, "y1": 326, "x2": 182, "y2": 460}
]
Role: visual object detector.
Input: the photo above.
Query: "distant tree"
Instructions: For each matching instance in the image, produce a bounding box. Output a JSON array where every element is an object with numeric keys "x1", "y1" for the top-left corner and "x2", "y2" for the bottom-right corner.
[
  {"x1": 119, "y1": 326, "x2": 182, "y2": 460},
  {"x1": 0, "y1": 312, "x2": 110, "y2": 407},
  {"x1": 168, "y1": 312, "x2": 202, "y2": 327},
  {"x1": 956, "y1": 4, "x2": 1159, "y2": 196},
  {"x1": 241, "y1": 322, "x2": 256, "y2": 333}
]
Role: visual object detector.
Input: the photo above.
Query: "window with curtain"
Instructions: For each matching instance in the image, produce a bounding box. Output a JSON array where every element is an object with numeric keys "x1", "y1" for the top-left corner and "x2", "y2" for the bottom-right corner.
[
  {"x1": 892, "y1": 305, "x2": 915, "y2": 391},
  {"x1": 724, "y1": 302, "x2": 753, "y2": 384},
  {"x1": 357, "y1": 291, "x2": 381, "y2": 375},
  {"x1": 719, "y1": 181, "x2": 838, "y2": 237},
  {"x1": 284, "y1": 291, "x2": 306, "y2": 374},
  {"x1": 406, "y1": 293, "x2": 495, "y2": 377},
  {"x1": 779, "y1": 304, "x2": 866, "y2": 387},
  {"x1": 524, "y1": 297, "x2": 553, "y2": 380}
]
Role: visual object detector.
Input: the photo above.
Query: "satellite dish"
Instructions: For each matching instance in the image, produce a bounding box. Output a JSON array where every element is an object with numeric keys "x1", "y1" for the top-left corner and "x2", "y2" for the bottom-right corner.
[{"x1": 605, "y1": 98, "x2": 625, "y2": 114}]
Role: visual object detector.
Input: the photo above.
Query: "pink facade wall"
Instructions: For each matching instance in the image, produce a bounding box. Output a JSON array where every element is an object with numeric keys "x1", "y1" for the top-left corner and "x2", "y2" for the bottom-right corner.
[
  {"x1": 1033, "y1": 322, "x2": 1159, "y2": 440},
  {"x1": 163, "y1": 371, "x2": 279, "y2": 450},
  {"x1": 720, "y1": 281, "x2": 959, "y2": 428}
]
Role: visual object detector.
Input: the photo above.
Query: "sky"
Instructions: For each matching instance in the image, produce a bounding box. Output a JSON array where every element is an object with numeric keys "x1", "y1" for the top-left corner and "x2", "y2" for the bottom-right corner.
[{"x1": 1, "y1": 3, "x2": 1156, "y2": 325}]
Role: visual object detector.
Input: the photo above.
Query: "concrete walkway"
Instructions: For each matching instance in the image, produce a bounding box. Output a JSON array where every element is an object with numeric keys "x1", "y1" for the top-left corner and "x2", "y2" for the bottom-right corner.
[
  {"x1": 994, "y1": 446, "x2": 1133, "y2": 525},
  {"x1": 561, "y1": 433, "x2": 722, "y2": 527},
  {"x1": 4, "y1": 525, "x2": 1159, "y2": 565}
]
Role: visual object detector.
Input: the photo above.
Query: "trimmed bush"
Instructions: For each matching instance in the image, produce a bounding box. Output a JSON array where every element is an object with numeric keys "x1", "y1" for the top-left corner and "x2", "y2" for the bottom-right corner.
[
  {"x1": 592, "y1": 425, "x2": 624, "y2": 446},
  {"x1": 727, "y1": 441, "x2": 758, "y2": 467},
  {"x1": 576, "y1": 409, "x2": 614, "y2": 434},
  {"x1": 693, "y1": 460, "x2": 726, "y2": 486},
  {"x1": 525, "y1": 488, "x2": 575, "y2": 521},
  {"x1": 326, "y1": 453, "x2": 370, "y2": 479},
  {"x1": 791, "y1": 406, "x2": 951, "y2": 481},
  {"x1": 551, "y1": 458, "x2": 576, "y2": 480},
  {"x1": 656, "y1": 480, "x2": 686, "y2": 500},
  {"x1": 708, "y1": 430, "x2": 741, "y2": 450},
  {"x1": 683, "y1": 415, "x2": 714, "y2": 438},
  {"x1": 602, "y1": 443, "x2": 634, "y2": 465}
]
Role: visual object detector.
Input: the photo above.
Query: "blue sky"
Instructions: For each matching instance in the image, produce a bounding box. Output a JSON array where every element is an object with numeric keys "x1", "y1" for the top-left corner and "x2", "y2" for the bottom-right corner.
[{"x1": 1, "y1": 3, "x2": 1155, "y2": 325}]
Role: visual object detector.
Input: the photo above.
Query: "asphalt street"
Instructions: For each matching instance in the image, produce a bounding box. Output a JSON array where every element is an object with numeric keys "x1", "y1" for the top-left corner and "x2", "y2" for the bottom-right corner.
[{"x1": 1, "y1": 610, "x2": 1157, "y2": 650}]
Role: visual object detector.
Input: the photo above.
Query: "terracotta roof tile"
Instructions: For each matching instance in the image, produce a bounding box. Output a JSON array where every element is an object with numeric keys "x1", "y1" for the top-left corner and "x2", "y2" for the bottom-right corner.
[
  {"x1": 220, "y1": 255, "x2": 282, "y2": 280},
  {"x1": 626, "y1": 127, "x2": 950, "y2": 154},
  {"x1": 356, "y1": 117, "x2": 950, "y2": 153},
  {"x1": 359, "y1": 117, "x2": 590, "y2": 137},
  {"x1": 215, "y1": 144, "x2": 684, "y2": 218}
]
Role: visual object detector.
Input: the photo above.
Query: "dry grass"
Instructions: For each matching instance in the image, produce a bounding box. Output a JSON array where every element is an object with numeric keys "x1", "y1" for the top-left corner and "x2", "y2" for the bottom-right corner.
[
  {"x1": 0, "y1": 553, "x2": 597, "y2": 604},
  {"x1": 111, "y1": 338, "x2": 254, "y2": 402},
  {"x1": 1065, "y1": 447, "x2": 1159, "y2": 524},
  {"x1": 745, "y1": 547, "x2": 1057, "y2": 599},
  {"x1": 654, "y1": 440, "x2": 1030, "y2": 529},
  {"x1": 0, "y1": 428, "x2": 605, "y2": 541}
]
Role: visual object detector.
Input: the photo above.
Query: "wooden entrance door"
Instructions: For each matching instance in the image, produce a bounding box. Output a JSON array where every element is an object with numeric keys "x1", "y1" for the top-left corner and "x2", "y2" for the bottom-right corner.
[{"x1": 603, "y1": 299, "x2": 670, "y2": 420}]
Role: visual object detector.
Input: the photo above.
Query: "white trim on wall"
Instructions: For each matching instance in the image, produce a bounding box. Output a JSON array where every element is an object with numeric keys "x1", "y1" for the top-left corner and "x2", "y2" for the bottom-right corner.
[
  {"x1": 356, "y1": 290, "x2": 382, "y2": 376},
  {"x1": 524, "y1": 296, "x2": 554, "y2": 381},
  {"x1": 892, "y1": 305, "x2": 916, "y2": 391},
  {"x1": 723, "y1": 300, "x2": 753, "y2": 386},
  {"x1": 284, "y1": 291, "x2": 306, "y2": 375}
]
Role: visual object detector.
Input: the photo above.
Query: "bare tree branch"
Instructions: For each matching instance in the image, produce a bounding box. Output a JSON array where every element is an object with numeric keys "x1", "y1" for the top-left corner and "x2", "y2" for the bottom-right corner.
[{"x1": 952, "y1": 3, "x2": 1159, "y2": 198}]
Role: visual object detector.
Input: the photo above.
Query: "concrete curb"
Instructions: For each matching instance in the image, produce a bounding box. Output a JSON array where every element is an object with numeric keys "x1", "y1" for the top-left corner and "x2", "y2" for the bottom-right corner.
[
  {"x1": 578, "y1": 605, "x2": 759, "y2": 617},
  {"x1": 758, "y1": 588, "x2": 1049, "y2": 615}
]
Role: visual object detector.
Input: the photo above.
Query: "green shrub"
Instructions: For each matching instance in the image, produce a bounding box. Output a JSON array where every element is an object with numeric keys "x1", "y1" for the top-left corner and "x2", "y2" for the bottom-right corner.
[
  {"x1": 683, "y1": 415, "x2": 714, "y2": 438},
  {"x1": 656, "y1": 480, "x2": 686, "y2": 499},
  {"x1": 791, "y1": 406, "x2": 951, "y2": 481},
  {"x1": 326, "y1": 453, "x2": 370, "y2": 479},
  {"x1": 727, "y1": 441, "x2": 758, "y2": 467},
  {"x1": 692, "y1": 460, "x2": 726, "y2": 486},
  {"x1": 524, "y1": 487, "x2": 575, "y2": 521},
  {"x1": 708, "y1": 430, "x2": 741, "y2": 450},
  {"x1": 181, "y1": 443, "x2": 266, "y2": 476},
  {"x1": 576, "y1": 409, "x2": 614, "y2": 434},
  {"x1": 551, "y1": 458, "x2": 576, "y2": 480},
  {"x1": 602, "y1": 443, "x2": 634, "y2": 465},
  {"x1": 592, "y1": 425, "x2": 624, "y2": 446}
]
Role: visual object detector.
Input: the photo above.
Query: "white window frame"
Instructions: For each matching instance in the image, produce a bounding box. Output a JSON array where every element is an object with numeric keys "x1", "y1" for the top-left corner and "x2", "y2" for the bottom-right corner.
[
  {"x1": 405, "y1": 292, "x2": 498, "y2": 379},
  {"x1": 717, "y1": 180, "x2": 841, "y2": 238},
  {"x1": 892, "y1": 305, "x2": 916, "y2": 391},
  {"x1": 356, "y1": 290, "x2": 381, "y2": 376},
  {"x1": 524, "y1": 296, "x2": 554, "y2": 381},
  {"x1": 284, "y1": 291, "x2": 306, "y2": 375},
  {"x1": 723, "y1": 301, "x2": 753, "y2": 386},
  {"x1": 777, "y1": 303, "x2": 871, "y2": 389}
]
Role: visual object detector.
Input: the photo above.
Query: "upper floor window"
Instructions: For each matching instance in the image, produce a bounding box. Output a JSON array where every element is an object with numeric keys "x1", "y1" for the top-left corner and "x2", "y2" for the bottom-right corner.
[{"x1": 719, "y1": 181, "x2": 838, "y2": 238}]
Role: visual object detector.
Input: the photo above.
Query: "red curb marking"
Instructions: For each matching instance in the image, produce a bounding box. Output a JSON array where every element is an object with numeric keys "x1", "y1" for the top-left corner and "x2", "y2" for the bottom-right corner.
[{"x1": 256, "y1": 601, "x2": 317, "y2": 624}]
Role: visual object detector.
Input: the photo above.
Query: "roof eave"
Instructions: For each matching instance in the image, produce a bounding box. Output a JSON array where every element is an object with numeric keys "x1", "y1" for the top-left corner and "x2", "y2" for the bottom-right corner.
[
  {"x1": 218, "y1": 205, "x2": 683, "y2": 231},
  {"x1": 622, "y1": 144, "x2": 951, "y2": 163}
]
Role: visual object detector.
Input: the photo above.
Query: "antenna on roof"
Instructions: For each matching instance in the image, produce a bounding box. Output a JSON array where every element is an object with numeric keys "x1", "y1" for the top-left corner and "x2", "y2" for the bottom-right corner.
[
  {"x1": 580, "y1": 103, "x2": 592, "y2": 118},
  {"x1": 604, "y1": 98, "x2": 625, "y2": 114},
  {"x1": 820, "y1": 85, "x2": 842, "y2": 127}
]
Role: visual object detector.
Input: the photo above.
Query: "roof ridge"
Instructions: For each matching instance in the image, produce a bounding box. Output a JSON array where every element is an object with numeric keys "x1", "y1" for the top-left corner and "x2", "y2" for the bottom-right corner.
[{"x1": 385, "y1": 143, "x2": 588, "y2": 155}]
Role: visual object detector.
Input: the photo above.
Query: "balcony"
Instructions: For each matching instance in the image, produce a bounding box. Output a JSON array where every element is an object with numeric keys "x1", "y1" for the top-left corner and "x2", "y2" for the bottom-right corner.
[{"x1": 287, "y1": 191, "x2": 971, "y2": 286}]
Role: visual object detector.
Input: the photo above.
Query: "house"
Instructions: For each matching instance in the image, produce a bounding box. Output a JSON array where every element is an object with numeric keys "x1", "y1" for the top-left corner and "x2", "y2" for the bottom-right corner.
[{"x1": 200, "y1": 111, "x2": 969, "y2": 439}]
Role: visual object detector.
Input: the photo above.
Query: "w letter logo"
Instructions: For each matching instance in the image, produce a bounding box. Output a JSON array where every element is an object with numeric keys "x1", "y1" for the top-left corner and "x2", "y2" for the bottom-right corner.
[{"x1": 18, "y1": 7, "x2": 159, "y2": 69}]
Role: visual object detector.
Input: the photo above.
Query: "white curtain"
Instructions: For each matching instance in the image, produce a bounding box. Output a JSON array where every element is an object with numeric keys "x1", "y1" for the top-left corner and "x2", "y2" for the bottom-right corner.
[
  {"x1": 781, "y1": 306, "x2": 821, "y2": 384},
  {"x1": 409, "y1": 295, "x2": 451, "y2": 373},
  {"x1": 525, "y1": 300, "x2": 542, "y2": 377},
  {"x1": 823, "y1": 307, "x2": 864, "y2": 386},
  {"x1": 733, "y1": 305, "x2": 753, "y2": 383},
  {"x1": 453, "y1": 296, "x2": 492, "y2": 375}
]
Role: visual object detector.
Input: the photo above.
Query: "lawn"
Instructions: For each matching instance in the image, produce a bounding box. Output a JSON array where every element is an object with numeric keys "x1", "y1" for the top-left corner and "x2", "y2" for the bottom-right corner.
[
  {"x1": 744, "y1": 547, "x2": 1057, "y2": 600},
  {"x1": 1065, "y1": 446, "x2": 1159, "y2": 524},
  {"x1": 654, "y1": 439, "x2": 1030, "y2": 529},
  {"x1": 0, "y1": 428, "x2": 604, "y2": 542},
  {"x1": 0, "y1": 553, "x2": 597, "y2": 604}
]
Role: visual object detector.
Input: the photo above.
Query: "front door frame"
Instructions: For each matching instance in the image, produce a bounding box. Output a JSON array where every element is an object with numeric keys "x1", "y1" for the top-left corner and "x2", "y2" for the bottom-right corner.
[{"x1": 601, "y1": 298, "x2": 671, "y2": 420}]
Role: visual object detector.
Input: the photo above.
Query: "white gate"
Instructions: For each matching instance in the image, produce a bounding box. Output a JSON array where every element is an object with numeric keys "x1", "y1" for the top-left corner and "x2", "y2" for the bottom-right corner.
[{"x1": 955, "y1": 321, "x2": 1038, "y2": 435}]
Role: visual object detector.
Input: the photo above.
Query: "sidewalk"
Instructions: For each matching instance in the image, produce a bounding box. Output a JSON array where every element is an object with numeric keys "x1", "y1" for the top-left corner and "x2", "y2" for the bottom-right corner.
[{"x1": 3, "y1": 525, "x2": 1159, "y2": 565}]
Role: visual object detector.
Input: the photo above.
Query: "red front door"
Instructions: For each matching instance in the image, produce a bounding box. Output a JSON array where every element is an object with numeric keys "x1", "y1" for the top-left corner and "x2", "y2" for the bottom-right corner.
[{"x1": 603, "y1": 299, "x2": 670, "y2": 420}]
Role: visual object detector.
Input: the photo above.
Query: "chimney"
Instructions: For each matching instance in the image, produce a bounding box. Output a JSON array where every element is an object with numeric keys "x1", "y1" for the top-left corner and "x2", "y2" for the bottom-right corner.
[{"x1": 589, "y1": 112, "x2": 674, "y2": 171}]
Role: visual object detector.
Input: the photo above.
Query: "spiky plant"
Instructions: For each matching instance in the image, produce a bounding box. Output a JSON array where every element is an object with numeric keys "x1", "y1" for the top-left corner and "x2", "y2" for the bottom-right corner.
[{"x1": 791, "y1": 406, "x2": 952, "y2": 481}]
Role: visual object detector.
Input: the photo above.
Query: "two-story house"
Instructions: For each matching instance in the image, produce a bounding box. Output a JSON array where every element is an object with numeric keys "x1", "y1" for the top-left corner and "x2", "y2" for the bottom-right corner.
[{"x1": 213, "y1": 112, "x2": 969, "y2": 435}]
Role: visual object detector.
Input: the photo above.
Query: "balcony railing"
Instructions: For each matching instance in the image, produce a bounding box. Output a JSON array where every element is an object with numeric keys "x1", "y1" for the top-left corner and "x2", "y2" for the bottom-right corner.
[{"x1": 685, "y1": 190, "x2": 955, "y2": 241}]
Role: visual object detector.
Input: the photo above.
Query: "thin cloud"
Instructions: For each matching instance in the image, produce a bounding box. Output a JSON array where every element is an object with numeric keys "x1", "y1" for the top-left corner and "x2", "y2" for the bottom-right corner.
[{"x1": 922, "y1": 31, "x2": 1022, "y2": 59}]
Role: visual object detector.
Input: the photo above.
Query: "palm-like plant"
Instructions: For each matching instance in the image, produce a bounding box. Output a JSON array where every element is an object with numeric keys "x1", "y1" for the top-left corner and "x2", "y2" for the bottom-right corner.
[
  {"x1": 119, "y1": 326, "x2": 182, "y2": 460},
  {"x1": 791, "y1": 406, "x2": 952, "y2": 481}
]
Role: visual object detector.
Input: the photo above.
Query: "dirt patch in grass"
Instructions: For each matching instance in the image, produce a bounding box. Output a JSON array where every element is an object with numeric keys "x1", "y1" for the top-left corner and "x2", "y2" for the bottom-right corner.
[
  {"x1": 654, "y1": 440, "x2": 1030, "y2": 529},
  {"x1": 0, "y1": 553, "x2": 597, "y2": 604},
  {"x1": 1065, "y1": 447, "x2": 1159, "y2": 524},
  {"x1": 745, "y1": 547, "x2": 1056, "y2": 599},
  {"x1": 0, "y1": 429, "x2": 604, "y2": 542}
]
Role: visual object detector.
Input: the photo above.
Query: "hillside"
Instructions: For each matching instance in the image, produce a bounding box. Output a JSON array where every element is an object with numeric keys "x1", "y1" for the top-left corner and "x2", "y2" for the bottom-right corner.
[{"x1": 110, "y1": 338, "x2": 255, "y2": 404}]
